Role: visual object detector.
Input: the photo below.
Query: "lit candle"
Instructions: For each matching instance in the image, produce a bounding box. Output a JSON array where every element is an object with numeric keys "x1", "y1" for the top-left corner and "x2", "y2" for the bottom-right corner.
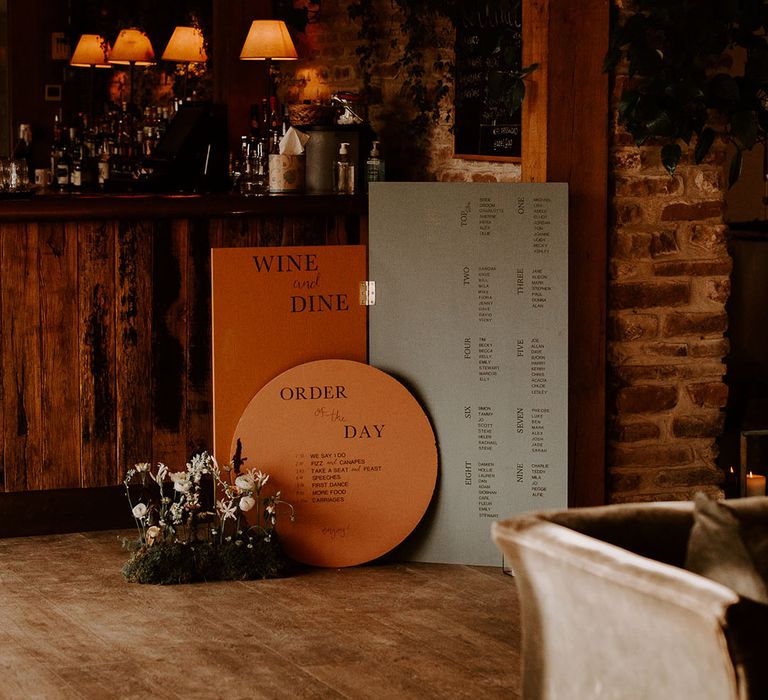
[
  {"x1": 725, "y1": 465, "x2": 739, "y2": 499},
  {"x1": 746, "y1": 471, "x2": 766, "y2": 497}
]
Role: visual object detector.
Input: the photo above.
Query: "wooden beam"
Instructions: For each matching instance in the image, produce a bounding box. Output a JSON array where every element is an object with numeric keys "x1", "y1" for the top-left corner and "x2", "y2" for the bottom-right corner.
[
  {"x1": 524, "y1": 0, "x2": 609, "y2": 506},
  {"x1": 521, "y1": 0, "x2": 549, "y2": 184}
]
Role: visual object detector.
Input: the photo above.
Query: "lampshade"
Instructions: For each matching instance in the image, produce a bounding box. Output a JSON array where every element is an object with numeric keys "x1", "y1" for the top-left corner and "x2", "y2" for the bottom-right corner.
[
  {"x1": 109, "y1": 28, "x2": 156, "y2": 66},
  {"x1": 162, "y1": 26, "x2": 207, "y2": 63},
  {"x1": 70, "y1": 34, "x2": 112, "y2": 68},
  {"x1": 239, "y1": 20, "x2": 298, "y2": 60}
]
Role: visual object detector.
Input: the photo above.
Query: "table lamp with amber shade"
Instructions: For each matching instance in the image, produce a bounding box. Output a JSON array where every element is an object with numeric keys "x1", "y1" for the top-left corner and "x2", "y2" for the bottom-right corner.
[
  {"x1": 70, "y1": 34, "x2": 113, "y2": 122},
  {"x1": 239, "y1": 19, "x2": 298, "y2": 106},
  {"x1": 162, "y1": 26, "x2": 208, "y2": 101},
  {"x1": 70, "y1": 34, "x2": 112, "y2": 68},
  {"x1": 108, "y1": 28, "x2": 156, "y2": 108}
]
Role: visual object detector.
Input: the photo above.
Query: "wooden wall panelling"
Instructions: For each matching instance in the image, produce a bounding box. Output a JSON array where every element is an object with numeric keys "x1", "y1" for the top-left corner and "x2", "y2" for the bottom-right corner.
[
  {"x1": 208, "y1": 218, "x2": 224, "y2": 250},
  {"x1": 79, "y1": 221, "x2": 117, "y2": 488},
  {"x1": 249, "y1": 216, "x2": 266, "y2": 247},
  {"x1": 152, "y1": 220, "x2": 189, "y2": 468},
  {"x1": 266, "y1": 216, "x2": 285, "y2": 247},
  {"x1": 1, "y1": 223, "x2": 43, "y2": 491},
  {"x1": 282, "y1": 217, "x2": 299, "y2": 246},
  {"x1": 251, "y1": 217, "x2": 267, "y2": 246},
  {"x1": 328, "y1": 215, "x2": 354, "y2": 245},
  {"x1": 285, "y1": 216, "x2": 327, "y2": 247},
  {"x1": 39, "y1": 222, "x2": 81, "y2": 489},
  {"x1": 186, "y1": 219, "x2": 215, "y2": 458},
  {"x1": 116, "y1": 220, "x2": 153, "y2": 476},
  {"x1": 219, "y1": 215, "x2": 258, "y2": 248},
  {"x1": 0, "y1": 208, "x2": 365, "y2": 506}
]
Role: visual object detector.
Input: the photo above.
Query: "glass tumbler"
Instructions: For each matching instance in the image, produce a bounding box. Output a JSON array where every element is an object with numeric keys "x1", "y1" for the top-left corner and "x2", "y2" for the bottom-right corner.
[
  {"x1": 240, "y1": 140, "x2": 269, "y2": 196},
  {"x1": 8, "y1": 159, "x2": 28, "y2": 192}
]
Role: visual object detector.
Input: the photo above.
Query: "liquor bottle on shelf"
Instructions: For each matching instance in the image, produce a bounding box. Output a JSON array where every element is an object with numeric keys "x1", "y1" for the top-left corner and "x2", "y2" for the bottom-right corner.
[
  {"x1": 97, "y1": 140, "x2": 110, "y2": 190},
  {"x1": 52, "y1": 111, "x2": 63, "y2": 145},
  {"x1": 55, "y1": 143, "x2": 71, "y2": 191},
  {"x1": 249, "y1": 104, "x2": 261, "y2": 139},
  {"x1": 259, "y1": 99, "x2": 269, "y2": 144},
  {"x1": 269, "y1": 96, "x2": 280, "y2": 134},
  {"x1": 50, "y1": 141, "x2": 59, "y2": 185},
  {"x1": 269, "y1": 127, "x2": 280, "y2": 155},
  {"x1": 81, "y1": 116, "x2": 98, "y2": 187},
  {"x1": 68, "y1": 127, "x2": 83, "y2": 191},
  {"x1": 281, "y1": 104, "x2": 290, "y2": 136},
  {"x1": 71, "y1": 158, "x2": 83, "y2": 190}
]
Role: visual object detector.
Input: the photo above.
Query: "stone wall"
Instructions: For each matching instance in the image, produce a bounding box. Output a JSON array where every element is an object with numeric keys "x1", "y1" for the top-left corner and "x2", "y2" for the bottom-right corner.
[{"x1": 279, "y1": 0, "x2": 732, "y2": 503}]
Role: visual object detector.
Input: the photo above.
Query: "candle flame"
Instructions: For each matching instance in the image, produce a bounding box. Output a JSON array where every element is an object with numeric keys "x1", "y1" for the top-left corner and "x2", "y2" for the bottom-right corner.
[
  {"x1": 729, "y1": 466, "x2": 735, "y2": 474},
  {"x1": 748, "y1": 471, "x2": 756, "y2": 478}
]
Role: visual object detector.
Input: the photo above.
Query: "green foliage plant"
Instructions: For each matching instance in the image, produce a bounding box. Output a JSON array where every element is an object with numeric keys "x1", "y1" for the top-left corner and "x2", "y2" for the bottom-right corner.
[
  {"x1": 348, "y1": 0, "x2": 455, "y2": 134},
  {"x1": 347, "y1": 0, "x2": 536, "y2": 136},
  {"x1": 605, "y1": 0, "x2": 768, "y2": 185}
]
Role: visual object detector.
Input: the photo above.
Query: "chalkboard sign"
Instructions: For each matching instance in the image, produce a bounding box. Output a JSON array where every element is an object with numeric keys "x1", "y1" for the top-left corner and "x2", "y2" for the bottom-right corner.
[{"x1": 454, "y1": 0, "x2": 523, "y2": 160}]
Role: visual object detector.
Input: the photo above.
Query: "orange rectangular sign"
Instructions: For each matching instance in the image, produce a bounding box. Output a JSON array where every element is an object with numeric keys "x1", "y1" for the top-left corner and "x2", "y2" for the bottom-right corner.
[{"x1": 211, "y1": 245, "x2": 367, "y2": 466}]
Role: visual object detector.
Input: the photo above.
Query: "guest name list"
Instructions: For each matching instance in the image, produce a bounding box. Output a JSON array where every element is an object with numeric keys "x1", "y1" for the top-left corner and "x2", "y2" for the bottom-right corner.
[{"x1": 369, "y1": 182, "x2": 568, "y2": 566}]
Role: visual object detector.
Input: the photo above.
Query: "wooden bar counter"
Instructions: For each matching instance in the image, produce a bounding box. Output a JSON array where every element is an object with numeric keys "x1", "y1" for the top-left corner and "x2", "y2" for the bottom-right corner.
[{"x1": 0, "y1": 192, "x2": 367, "y2": 534}]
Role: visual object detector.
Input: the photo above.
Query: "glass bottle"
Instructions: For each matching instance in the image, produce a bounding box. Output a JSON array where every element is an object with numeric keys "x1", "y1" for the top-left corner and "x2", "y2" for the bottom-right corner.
[
  {"x1": 98, "y1": 140, "x2": 110, "y2": 190},
  {"x1": 239, "y1": 137, "x2": 267, "y2": 196},
  {"x1": 334, "y1": 142, "x2": 355, "y2": 194},
  {"x1": 56, "y1": 144, "x2": 71, "y2": 191},
  {"x1": 366, "y1": 140, "x2": 385, "y2": 186}
]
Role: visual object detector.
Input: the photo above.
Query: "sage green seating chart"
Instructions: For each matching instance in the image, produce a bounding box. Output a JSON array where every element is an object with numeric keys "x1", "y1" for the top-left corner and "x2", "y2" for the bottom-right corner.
[{"x1": 369, "y1": 182, "x2": 569, "y2": 565}]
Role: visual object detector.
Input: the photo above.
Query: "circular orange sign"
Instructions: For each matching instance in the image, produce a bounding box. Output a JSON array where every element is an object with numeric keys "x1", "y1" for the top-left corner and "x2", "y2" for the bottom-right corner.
[{"x1": 232, "y1": 359, "x2": 437, "y2": 567}]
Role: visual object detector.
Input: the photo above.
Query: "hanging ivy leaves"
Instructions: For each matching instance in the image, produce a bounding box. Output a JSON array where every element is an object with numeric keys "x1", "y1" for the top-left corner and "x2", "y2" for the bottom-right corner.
[
  {"x1": 608, "y1": 0, "x2": 768, "y2": 186},
  {"x1": 347, "y1": 0, "x2": 534, "y2": 137},
  {"x1": 694, "y1": 128, "x2": 716, "y2": 164},
  {"x1": 661, "y1": 143, "x2": 682, "y2": 175}
]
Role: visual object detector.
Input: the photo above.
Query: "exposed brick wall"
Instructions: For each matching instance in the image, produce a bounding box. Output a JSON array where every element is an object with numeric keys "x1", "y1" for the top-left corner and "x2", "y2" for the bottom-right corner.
[
  {"x1": 608, "y1": 97, "x2": 731, "y2": 501},
  {"x1": 278, "y1": 0, "x2": 521, "y2": 182},
  {"x1": 280, "y1": 0, "x2": 732, "y2": 503}
]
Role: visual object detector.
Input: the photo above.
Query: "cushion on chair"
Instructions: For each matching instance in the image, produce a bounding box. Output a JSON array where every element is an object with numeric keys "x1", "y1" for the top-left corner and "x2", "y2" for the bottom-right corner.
[
  {"x1": 685, "y1": 493, "x2": 768, "y2": 604},
  {"x1": 495, "y1": 498, "x2": 768, "y2": 699}
]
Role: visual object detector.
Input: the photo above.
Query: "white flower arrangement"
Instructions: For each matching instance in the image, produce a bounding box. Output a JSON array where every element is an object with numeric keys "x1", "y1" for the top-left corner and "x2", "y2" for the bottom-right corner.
[{"x1": 124, "y1": 451, "x2": 294, "y2": 552}]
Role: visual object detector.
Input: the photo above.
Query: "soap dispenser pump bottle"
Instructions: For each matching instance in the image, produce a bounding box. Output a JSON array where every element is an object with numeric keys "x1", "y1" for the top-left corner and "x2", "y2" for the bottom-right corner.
[
  {"x1": 334, "y1": 142, "x2": 355, "y2": 194},
  {"x1": 366, "y1": 140, "x2": 385, "y2": 187}
]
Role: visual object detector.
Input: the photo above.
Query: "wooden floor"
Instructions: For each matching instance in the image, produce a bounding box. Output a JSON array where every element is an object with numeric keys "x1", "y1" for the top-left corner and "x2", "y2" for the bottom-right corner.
[{"x1": 0, "y1": 531, "x2": 521, "y2": 699}]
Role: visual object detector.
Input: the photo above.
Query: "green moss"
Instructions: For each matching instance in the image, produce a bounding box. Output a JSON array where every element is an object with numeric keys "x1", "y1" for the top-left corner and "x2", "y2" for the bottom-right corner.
[{"x1": 122, "y1": 537, "x2": 289, "y2": 585}]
